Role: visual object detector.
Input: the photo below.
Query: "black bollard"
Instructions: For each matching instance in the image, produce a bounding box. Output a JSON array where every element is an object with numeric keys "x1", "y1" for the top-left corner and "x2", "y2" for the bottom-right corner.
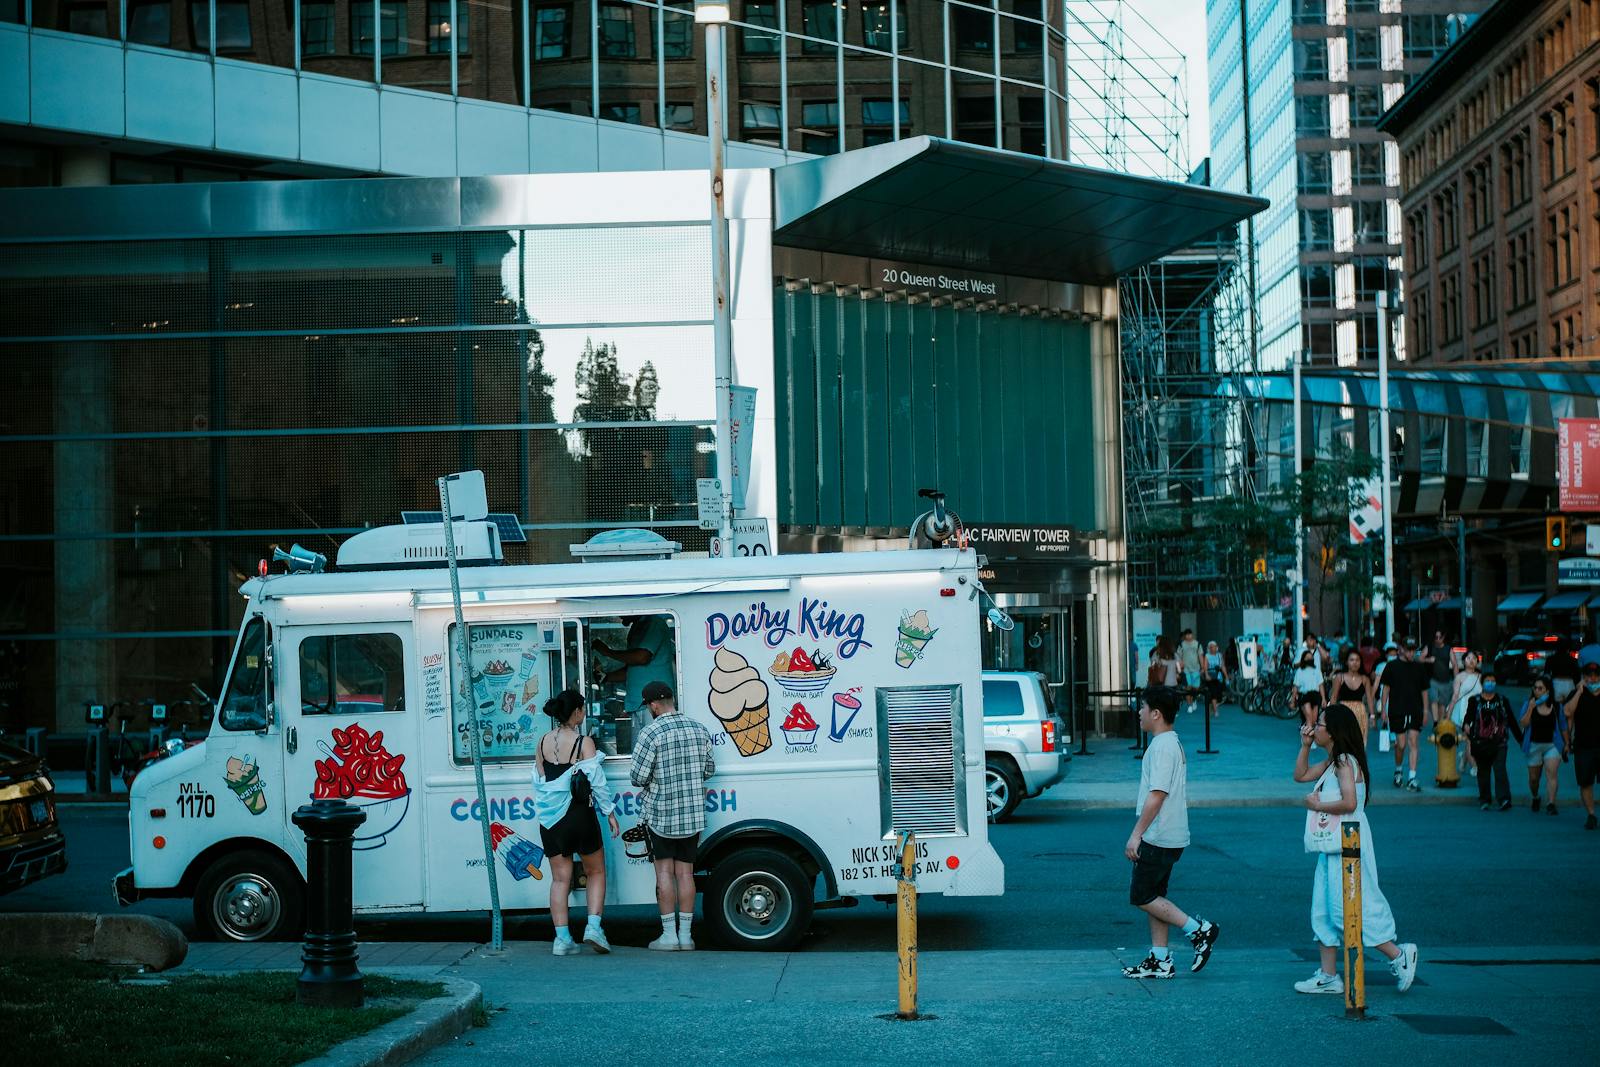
[{"x1": 291, "y1": 798, "x2": 367, "y2": 1008}]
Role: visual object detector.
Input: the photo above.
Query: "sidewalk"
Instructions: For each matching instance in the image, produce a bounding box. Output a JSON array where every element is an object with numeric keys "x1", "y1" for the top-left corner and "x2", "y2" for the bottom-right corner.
[{"x1": 1040, "y1": 693, "x2": 1525, "y2": 809}]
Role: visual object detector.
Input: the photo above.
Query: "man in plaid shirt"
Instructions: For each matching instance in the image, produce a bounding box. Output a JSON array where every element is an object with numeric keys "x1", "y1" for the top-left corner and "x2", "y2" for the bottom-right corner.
[{"x1": 631, "y1": 681, "x2": 716, "y2": 950}]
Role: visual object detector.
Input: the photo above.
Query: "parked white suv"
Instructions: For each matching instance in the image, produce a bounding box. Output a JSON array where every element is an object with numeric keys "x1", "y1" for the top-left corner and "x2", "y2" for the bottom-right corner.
[{"x1": 981, "y1": 670, "x2": 1069, "y2": 821}]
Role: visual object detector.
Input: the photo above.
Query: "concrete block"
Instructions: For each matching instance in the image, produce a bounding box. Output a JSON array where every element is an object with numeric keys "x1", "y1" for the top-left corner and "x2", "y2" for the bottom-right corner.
[{"x1": 0, "y1": 911, "x2": 187, "y2": 971}]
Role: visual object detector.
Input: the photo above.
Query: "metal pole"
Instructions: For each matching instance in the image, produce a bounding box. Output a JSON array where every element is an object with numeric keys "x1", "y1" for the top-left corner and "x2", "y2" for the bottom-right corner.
[
  {"x1": 1377, "y1": 293, "x2": 1395, "y2": 643},
  {"x1": 1458, "y1": 518, "x2": 1468, "y2": 644},
  {"x1": 1293, "y1": 350, "x2": 1305, "y2": 648},
  {"x1": 1341, "y1": 819, "x2": 1366, "y2": 1019},
  {"x1": 706, "y1": 22, "x2": 736, "y2": 552},
  {"x1": 895, "y1": 830, "x2": 918, "y2": 1019},
  {"x1": 440, "y1": 476, "x2": 504, "y2": 951}
]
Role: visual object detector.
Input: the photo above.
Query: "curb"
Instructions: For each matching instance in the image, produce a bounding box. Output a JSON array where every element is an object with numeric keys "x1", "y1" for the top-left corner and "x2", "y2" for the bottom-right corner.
[{"x1": 300, "y1": 977, "x2": 481, "y2": 1067}]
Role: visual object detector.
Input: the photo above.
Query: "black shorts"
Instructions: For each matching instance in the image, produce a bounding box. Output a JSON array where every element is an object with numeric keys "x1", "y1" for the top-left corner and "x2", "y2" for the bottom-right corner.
[
  {"x1": 1390, "y1": 708, "x2": 1424, "y2": 734},
  {"x1": 646, "y1": 828, "x2": 699, "y2": 863},
  {"x1": 1575, "y1": 750, "x2": 1600, "y2": 789},
  {"x1": 539, "y1": 803, "x2": 602, "y2": 859},
  {"x1": 1129, "y1": 842, "x2": 1184, "y2": 906}
]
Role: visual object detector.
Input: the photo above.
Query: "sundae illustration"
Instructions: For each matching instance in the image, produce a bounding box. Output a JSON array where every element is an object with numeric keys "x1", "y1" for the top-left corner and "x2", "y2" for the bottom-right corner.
[
  {"x1": 894, "y1": 610, "x2": 938, "y2": 668},
  {"x1": 708, "y1": 647, "x2": 773, "y2": 756},
  {"x1": 768, "y1": 646, "x2": 838, "y2": 696},
  {"x1": 489, "y1": 821, "x2": 545, "y2": 881},
  {"x1": 781, "y1": 703, "x2": 820, "y2": 746},
  {"x1": 313, "y1": 723, "x2": 411, "y2": 850},
  {"x1": 621, "y1": 823, "x2": 651, "y2": 860},
  {"x1": 829, "y1": 692, "x2": 862, "y2": 741},
  {"x1": 224, "y1": 755, "x2": 267, "y2": 815},
  {"x1": 482, "y1": 659, "x2": 515, "y2": 691}
]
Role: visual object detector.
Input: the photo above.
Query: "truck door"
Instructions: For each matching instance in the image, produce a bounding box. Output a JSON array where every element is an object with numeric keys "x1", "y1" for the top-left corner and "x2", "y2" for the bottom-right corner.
[{"x1": 279, "y1": 624, "x2": 424, "y2": 909}]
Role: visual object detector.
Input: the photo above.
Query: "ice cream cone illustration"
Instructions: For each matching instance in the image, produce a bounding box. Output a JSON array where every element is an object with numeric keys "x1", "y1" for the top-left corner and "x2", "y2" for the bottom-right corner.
[
  {"x1": 224, "y1": 755, "x2": 267, "y2": 815},
  {"x1": 708, "y1": 647, "x2": 772, "y2": 756},
  {"x1": 895, "y1": 609, "x2": 938, "y2": 668}
]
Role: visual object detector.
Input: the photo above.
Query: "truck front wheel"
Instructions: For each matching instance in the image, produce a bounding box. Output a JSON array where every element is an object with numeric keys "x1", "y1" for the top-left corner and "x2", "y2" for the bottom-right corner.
[
  {"x1": 193, "y1": 850, "x2": 304, "y2": 942},
  {"x1": 703, "y1": 848, "x2": 814, "y2": 951}
]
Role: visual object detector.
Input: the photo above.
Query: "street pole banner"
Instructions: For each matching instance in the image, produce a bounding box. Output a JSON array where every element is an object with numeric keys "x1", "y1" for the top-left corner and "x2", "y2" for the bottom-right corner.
[
  {"x1": 1348, "y1": 475, "x2": 1383, "y2": 544},
  {"x1": 1558, "y1": 417, "x2": 1600, "y2": 511},
  {"x1": 730, "y1": 385, "x2": 757, "y2": 511}
]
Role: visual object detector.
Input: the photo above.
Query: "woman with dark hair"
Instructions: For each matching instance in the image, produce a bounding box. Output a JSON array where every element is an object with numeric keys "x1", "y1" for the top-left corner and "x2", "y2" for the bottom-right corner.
[
  {"x1": 1331, "y1": 649, "x2": 1374, "y2": 741},
  {"x1": 1291, "y1": 703, "x2": 1418, "y2": 996},
  {"x1": 1521, "y1": 676, "x2": 1567, "y2": 815},
  {"x1": 1149, "y1": 636, "x2": 1179, "y2": 688},
  {"x1": 533, "y1": 689, "x2": 620, "y2": 956}
]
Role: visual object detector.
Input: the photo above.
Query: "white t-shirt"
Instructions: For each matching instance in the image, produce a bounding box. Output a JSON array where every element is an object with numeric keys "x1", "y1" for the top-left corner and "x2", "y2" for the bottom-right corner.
[
  {"x1": 1293, "y1": 665, "x2": 1324, "y2": 694},
  {"x1": 1137, "y1": 730, "x2": 1190, "y2": 848}
]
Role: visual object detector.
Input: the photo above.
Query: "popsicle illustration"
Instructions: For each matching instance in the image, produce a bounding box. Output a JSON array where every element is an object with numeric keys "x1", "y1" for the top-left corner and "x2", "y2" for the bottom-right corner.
[
  {"x1": 708, "y1": 647, "x2": 773, "y2": 756},
  {"x1": 489, "y1": 821, "x2": 545, "y2": 881},
  {"x1": 894, "y1": 609, "x2": 938, "y2": 668}
]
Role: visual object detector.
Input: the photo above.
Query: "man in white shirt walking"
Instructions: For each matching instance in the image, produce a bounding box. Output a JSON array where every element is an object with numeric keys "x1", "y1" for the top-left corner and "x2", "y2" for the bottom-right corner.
[{"x1": 1122, "y1": 686, "x2": 1219, "y2": 978}]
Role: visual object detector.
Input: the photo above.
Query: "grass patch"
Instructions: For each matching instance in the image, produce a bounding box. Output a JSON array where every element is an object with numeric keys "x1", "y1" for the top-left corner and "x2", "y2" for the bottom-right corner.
[{"x1": 0, "y1": 960, "x2": 446, "y2": 1067}]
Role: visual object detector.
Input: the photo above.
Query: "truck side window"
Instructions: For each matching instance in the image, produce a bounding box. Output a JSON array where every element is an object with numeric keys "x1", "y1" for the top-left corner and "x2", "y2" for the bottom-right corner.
[
  {"x1": 299, "y1": 633, "x2": 406, "y2": 716},
  {"x1": 219, "y1": 616, "x2": 270, "y2": 731}
]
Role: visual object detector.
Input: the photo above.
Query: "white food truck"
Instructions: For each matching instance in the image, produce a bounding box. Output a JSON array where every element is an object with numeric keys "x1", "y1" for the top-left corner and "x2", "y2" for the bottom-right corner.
[{"x1": 116, "y1": 519, "x2": 1004, "y2": 948}]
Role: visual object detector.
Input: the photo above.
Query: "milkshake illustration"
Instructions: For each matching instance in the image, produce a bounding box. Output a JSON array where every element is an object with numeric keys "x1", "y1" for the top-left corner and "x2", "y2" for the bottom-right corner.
[
  {"x1": 489, "y1": 821, "x2": 545, "y2": 881},
  {"x1": 224, "y1": 755, "x2": 267, "y2": 815},
  {"x1": 708, "y1": 647, "x2": 773, "y2": 756},
  {"x1": 894, "y1": 609, "x2": 938, "y2": 668},
  {"x1": 518, "y1": 650, "x2": 538, "y2": 681},
  {"x1": 829, "y1": 692, "x2": 862, "y2": 741}
]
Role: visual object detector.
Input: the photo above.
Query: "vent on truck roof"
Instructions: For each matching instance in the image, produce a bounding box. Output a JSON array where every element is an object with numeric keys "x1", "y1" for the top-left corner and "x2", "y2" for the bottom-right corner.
[
  {"x1": 336, "y1": 521, "x2": 503, "y2": 571},
  {"x1": 876, "y1": 684, "x2": 966, "y2": 837}
]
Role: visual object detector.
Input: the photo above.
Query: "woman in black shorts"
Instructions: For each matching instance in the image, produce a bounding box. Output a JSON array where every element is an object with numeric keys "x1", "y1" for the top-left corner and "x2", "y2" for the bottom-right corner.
[{"x1": 534, "y1": 690, "x2": 620, "y2": 955}]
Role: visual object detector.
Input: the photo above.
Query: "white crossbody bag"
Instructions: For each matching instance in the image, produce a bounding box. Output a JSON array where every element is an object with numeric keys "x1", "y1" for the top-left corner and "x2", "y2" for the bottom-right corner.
[{"x1": 1302, "y1": 765, "x2": 1342, "y2": 854}]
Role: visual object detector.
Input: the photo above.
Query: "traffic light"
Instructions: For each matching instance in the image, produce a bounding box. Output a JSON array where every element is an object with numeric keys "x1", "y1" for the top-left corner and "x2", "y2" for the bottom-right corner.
[
  {"x1": 1546, "y1": 516, "x2": 1567, "y2": 552},
  {"x1": 1253, "y1": 557, "x2": 1267, "y2": 582}
]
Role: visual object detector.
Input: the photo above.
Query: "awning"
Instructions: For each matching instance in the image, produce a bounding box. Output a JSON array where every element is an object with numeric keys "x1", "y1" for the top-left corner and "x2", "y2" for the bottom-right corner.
[
  {"x1": 1543, "y1": 591, "x2": 1592, "y2": 610},
  {"x1": 772, "y1": 137, "x2": 1269, "y2": 284},
  {"x1": 1495, "y1": 592, "x2": 1544, "y2": 612},
  {"x1": 1403, "y1": 597, "x2": 1464, "y2": 611}
]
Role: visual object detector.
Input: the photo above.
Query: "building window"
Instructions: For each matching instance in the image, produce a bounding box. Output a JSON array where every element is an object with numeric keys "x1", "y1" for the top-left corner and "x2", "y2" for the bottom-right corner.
[
  {"x1": 1406, "y1": 210, "x2": 1429, "y2": 268},
  {"x1": 1439, "y1": 273, "x2": 1462, "y2": 344},
  {"x1": 1294, "y1": 38, "x2": 1328, "y2": 79},
  {"x1": 665, "y1": 102, "x2": 695, "y2": 128},
  {"x1": 353, "y1": 1, "x2": 406, "y2": 56},
  {"x1": 599, "y1": 102, "x2": 643, "y2": 125},
  {"x1": 1014, "y1": 16, "x2": 1042, "y2": 53},
  {"x1": 427, "y1": 0, "x2": 469, "y2": 53},
  {"x1": 1587, "y1": 76, "x2": 1600, "y2": 156},
  {"x1": 1547, "y1": 203, "x2": 1578, "y2": 289},
  {"x1": 1301, "y1": 263, "x2": 1335, "y2": 306},
  {"x1": 1353, "y1": 142, "x2": 1385, "y2": 184},
  {"x1": 799, "y1": 100, "x2": 839, "y2": 154},
  {"x1": 1465, "y1": 158, "x2": 1493, "y2": 234},
  {"x1": 1300, "y1": 208, "x2": 1333, "y2": 250},
  {"x1": 740, "y1": 1, "x2": 779, "y2": 56},
  {"x1": 861, "y1": 97, "x2": 910, "y2": 146},
  {"x1": 1542, "y1": 96, "x2": 1575, "y2": 181},
  {"x1": 535, "y1": 6, "x2": 571, "y2": 59},
  {"x1": 802, "y1": 0, "x2": 837, "y2": 53},
  {"x1": 1348, "y1": 27, "x2": 1380, "y2": 70},
  {"x1": 1298, "y1": 151, "x2": 1332, "y2": 193},
  {"x1": 601, "y1": 3, "x2": 637, "y2": 58},
  {"x1": 191, "y1": 0, "x2": 253, "y2": 52},
  {"x1": 1292, "y1": 0, "x2": 1326, "y2": 25},
  {"x1": 1354, "y1": 199, "x2": 1387, "y2": 244},
  {"x1": 862, "y1": 1, "x2": 908, "y2": 51},
  {"x1": 127, "y1": 0, "x2": 171, "y2": 45},
  {"x1": 1353, "y1": 255, "x2": 1390, "y2": 303},
  {"x1": 1402, "y1": 13, "x2": 1452, "y2": 59},
  {"x1": 953, "y1": 5, "x2": 992, "y2": 51},
  {"x1": 1351, "y1": 85, "x2": 1384, "y2": 126},
  {"x1": 1469, "y1": 252, "x2": 1497, "y2": 329},
  {"x1": 1549, "y1": 313, "x2": 1578, "y2": 356},
  {"x1": 954, "y1": 96, "x2": 995, "y2": 147},
  {"x1": 1431, "y1": 185, "x2": 1459, "y2": 254},
  {"x1": 1501, "y1": 131, "x2": 1531, "y2": 208},
  {"x1": 1295, "y1": 95, "x2": 1330, "y2": 136},
  {"x1": 64, "y1": 0, "x2": 109, "y2": 36},
  {"x1": 741, "y1": 101, "x2": 781, "y2": 135},
  {"x1": 1412, "y1": 287, "x2": 1432, "y2": 355},
  {"x1": 1302, "y1": 322, "x2": 1336, "y2": 360},
  {"x1": 1507, "y1": 229, "x2": 1535, "y2": 309},
  {"x1": 661, "y1": 2, "x2": 693, "y2": 58}
]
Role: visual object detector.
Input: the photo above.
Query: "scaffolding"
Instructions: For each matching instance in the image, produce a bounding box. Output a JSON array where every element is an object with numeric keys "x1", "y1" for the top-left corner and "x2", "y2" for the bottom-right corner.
[{"x1": 1065, "y1": 0, "x2": 1190, "y2": 180}]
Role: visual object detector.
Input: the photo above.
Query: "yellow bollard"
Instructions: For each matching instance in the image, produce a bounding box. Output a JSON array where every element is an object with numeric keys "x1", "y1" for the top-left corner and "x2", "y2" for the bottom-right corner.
[
  {"x1": 1341, "y1": 820, "x2": 1365, "y2": 1019},
  {"x1": 896, "y1": 830, "x2": 918, "y2": 1020}
]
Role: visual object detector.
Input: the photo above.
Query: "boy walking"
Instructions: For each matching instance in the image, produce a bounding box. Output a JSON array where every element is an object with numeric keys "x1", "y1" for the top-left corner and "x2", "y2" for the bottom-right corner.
[
  {"x1": 1122, "y1": 686, "x2": 1219, "y2": 978},
  {"x1": 1462, "y1": 669, "x2": 1516, "y2": 811}
]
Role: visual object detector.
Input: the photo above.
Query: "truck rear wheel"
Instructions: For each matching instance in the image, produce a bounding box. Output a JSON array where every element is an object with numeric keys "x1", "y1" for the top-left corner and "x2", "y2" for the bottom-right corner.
[
  {"x1": 985, "y1": 757, "x2": 1023, "y2": 822},
  {"x1": 704, "y1": 848, "x2": 813, "y2": 951},
  {"x1": 193, "y1": 850, "x2": 303, "y2": 942}
]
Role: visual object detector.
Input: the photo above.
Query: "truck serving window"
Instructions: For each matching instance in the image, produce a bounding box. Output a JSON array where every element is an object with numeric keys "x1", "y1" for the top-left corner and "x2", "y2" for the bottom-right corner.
[
  {"x1": 219, "y1": 616, "x2": 270, "y2": 731},
  {"x1": 450, "y1": 619, "x2": 569, "y2": 764},
  {"x1": 587, "y1": 613, "x2": 678, "y2": 757},
  {"x1": 299, "y1": 633, "x2": 406, "y2": 716}
]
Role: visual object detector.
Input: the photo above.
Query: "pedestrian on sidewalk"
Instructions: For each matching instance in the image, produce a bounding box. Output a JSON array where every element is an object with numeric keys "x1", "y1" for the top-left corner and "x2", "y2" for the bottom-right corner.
[
  {"x1": 1149, "y1": 635, "x2": 1179, "y2": 688},
  {"x1": 1520, "y1": 677, "x2": 1566, "y2": 816},
  {"x1": 1293, "y1": 651, "x2": 1326, "y2": 716},
  {"x1": 1331, "y1": 649, "x2": 1374, "y2": 741},
  {"x1": 1120, "y1": 686, "x2": 1219, "y2": 979},
  {"x1": 1424, "y1": 631, "x2": 1454, "y2": 731},
  {"x1": 630, "y1": 681, "x2": 716, "y2": 950},
  {"x1": 534, "y1": 690, "x2": 621, "y2": 956},
  {"x1": 1203, "y1": 640, "x2": 1228, "y2": 718},
  {"x1": 1447, "y1": 651, "x2": 1484, "y2": 777},
  {"x1": 1380, "y1": 639, "x2": 1429, "y2": 791},
  {"x1": 1462, "y1": 669, "x2": 1515, "y2": 811},
  {"x1": 1292, "y1": 703, "x2": 1419, "y2": 996},
  {"x1": 1178, "y1": 629, "x2": 1203, "y2": 714},
  {"x1": 1560, "y1": 661, "x2": 1600, "y2": 830}
]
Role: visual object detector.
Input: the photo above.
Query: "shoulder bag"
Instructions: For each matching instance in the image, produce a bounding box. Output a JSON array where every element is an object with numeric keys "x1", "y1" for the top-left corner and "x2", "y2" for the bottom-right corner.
[{"x1": 1302, "y1": 766, "x2": 1341, "y2": 854}]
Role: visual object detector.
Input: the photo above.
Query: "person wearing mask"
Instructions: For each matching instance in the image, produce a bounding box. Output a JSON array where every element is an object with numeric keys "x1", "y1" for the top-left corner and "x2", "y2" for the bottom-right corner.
[
  {"x1": 1202, "y1": 640, "x2": 1229, "y2": 718},
  {"x1": 1331, "y1": 649, "x2": 1374, "y2": 741},
  {"x1": 1561, "y1": 661, "x2": 1600, "y2": 830},
  {"x1": 1373, "y1": 643, "x2": 1398, "y2": 685},
  {"x1": 1293, "y1": 651, "x2": 1326, "y2": 718},
  {"x1": 1423, "y1": 630, "x2": 1454, "y2": 731},
  {"x1": 1177, "y1": 629, "x2": 1204, "y2": 715},
  {"x1": 1520, "y1": 677, "x2": 1567, "y2": 816},
  {"x1": 533, "y1": 689, "x2": 621, "y2": 956},
  {"x1": 1379, "y1": 640, "x2": 1429, "y2": 791},
  {"x1": 1292, "y1": 703, "x2": 1419, "y2": 996},
  {"x1": 1462, "y1": 669, "x2": 1516, "y2": 811},
  {"x1": 1447, "y1": 651, "x2": 1484, "y2": 776}
]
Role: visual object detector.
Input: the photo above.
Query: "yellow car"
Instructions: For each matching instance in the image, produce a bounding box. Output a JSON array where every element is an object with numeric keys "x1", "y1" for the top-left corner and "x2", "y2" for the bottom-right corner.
[{"x1": 0, "y1": 737, "x2": 67, "y2": 894}]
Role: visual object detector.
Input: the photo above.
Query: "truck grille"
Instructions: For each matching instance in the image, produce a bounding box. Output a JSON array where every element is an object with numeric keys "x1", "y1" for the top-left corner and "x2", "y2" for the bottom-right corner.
[{"x1": 877, "y1": 684, "x2": 966, "y2": 837}]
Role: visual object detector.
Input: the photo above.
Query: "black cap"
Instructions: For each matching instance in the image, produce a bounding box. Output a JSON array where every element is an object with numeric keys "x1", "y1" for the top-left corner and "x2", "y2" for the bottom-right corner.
[{"x1": 640, "y1": 681, "x2": 674, "y2": 704}]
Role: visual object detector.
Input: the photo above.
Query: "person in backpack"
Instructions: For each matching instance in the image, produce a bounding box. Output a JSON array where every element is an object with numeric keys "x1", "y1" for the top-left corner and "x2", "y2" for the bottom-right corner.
[
  {"x1": 1461, "y1": 669, "x2": 1516, "y2": 811},
  {"x1": 534, "y1": 689, "x2": 621, "y2": 956}
]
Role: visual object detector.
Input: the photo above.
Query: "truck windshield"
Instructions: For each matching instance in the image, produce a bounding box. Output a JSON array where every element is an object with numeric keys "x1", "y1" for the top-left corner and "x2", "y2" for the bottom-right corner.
[{"x1": 219, "y1": 616, "x2": 269, "y2": 731}]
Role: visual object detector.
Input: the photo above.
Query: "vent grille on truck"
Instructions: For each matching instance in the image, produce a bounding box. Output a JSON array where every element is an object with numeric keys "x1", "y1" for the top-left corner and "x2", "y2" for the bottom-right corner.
[{"x1": 876, "y1": 684, "x2": 966, "y2": 837}]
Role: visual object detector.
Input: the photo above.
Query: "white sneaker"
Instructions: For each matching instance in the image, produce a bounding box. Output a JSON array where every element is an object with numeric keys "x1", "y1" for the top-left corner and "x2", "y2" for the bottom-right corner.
[
  {"x1": 1294, "y1": 970, "x2": 1345, "y2": 995},
  {"x1": 552, "y1": 938, "x2": 581, "y2": 956},
  {"x1": 648, "y1": 932, "x2": 680, "y2": 951},
  {"x1": 677, "y1": 933, "x2": 695, "y2": 951},
  {"x1": 583, "y1": 924, "x2": 611, "y2": 954},
  {"x1": 1391, "y1": 943, "x2": 1419, "y2": 992}
]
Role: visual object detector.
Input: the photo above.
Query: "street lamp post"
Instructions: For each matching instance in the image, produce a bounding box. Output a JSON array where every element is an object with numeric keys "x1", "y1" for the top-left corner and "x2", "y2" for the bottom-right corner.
[
  {"x1": 698, "y1": 0, "x2": 736, "y2": 552},
  {"x1": 1292, "y1": 350, "x2": 1305, "y2": 649},
  {"x1": 1377, "y1": 293, "x2": 1396, "y2": 643}
]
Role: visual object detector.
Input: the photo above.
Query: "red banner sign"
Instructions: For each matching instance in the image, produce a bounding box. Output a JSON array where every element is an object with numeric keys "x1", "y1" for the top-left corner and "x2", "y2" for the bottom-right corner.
[{"x1": 1559, "y1": 418, "x2": 1600, "y2": 511}]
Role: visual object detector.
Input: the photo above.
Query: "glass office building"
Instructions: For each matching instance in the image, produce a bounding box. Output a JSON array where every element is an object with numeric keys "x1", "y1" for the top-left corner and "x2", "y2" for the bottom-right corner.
[{"x1": 1206, "y1": 0, "x2": 1490, "y2": 370}]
